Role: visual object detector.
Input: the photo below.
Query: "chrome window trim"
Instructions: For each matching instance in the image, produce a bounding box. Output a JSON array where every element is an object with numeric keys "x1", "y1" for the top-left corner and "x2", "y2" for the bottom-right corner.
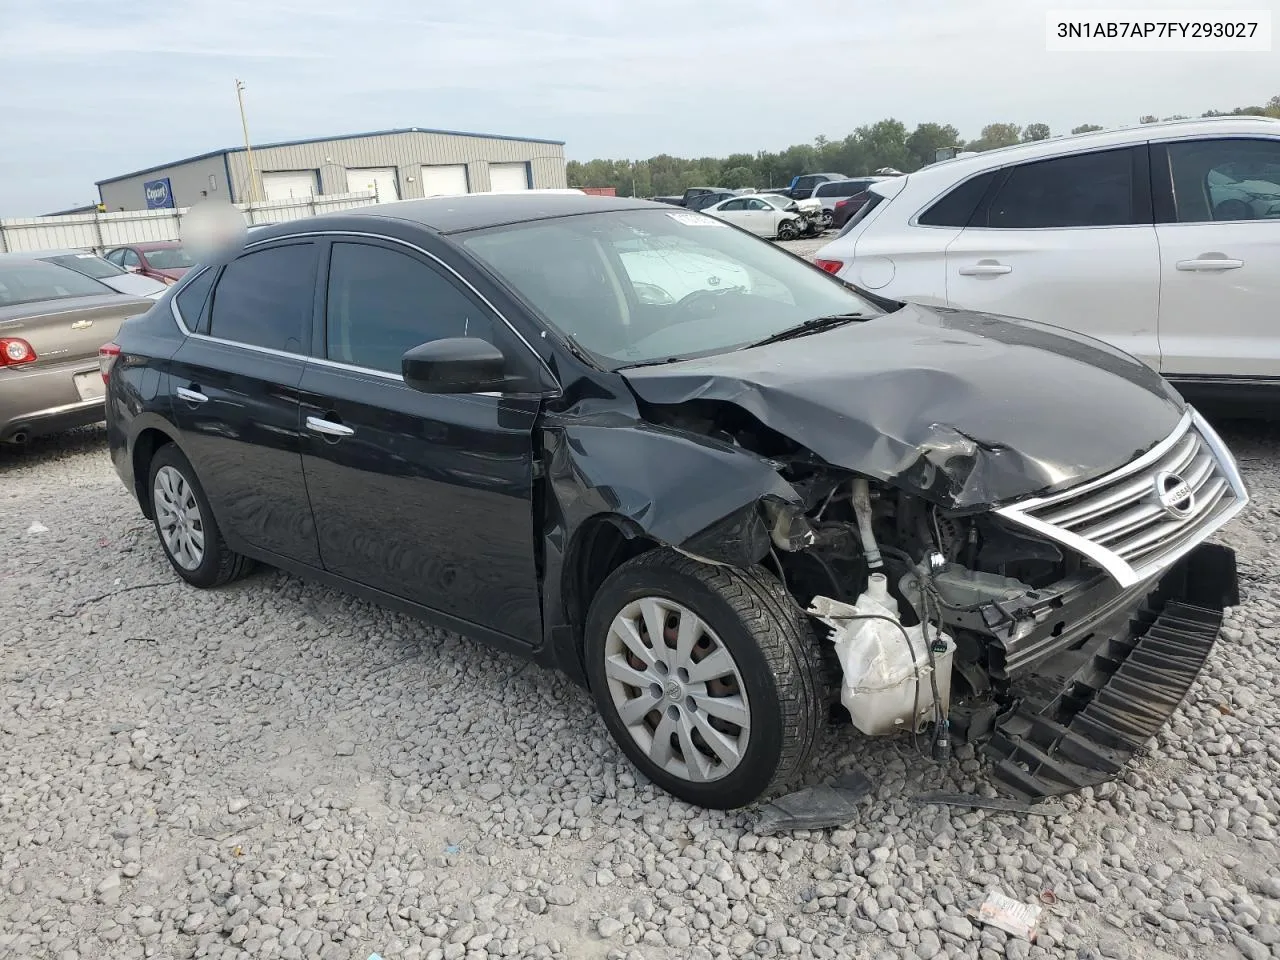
[
  {"x1": 997, "y1": 407, "x2": 1249, "y2": 589},
  {"x1": 168, "y1": 230, "x2": 559, "y2": 389}
]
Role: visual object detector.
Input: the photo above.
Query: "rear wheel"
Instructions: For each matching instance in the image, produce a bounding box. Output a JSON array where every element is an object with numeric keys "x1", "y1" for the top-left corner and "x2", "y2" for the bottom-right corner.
[
  {"x1": 148, "y1": 444, "x2": 253, "y2": 588},
  {"x1": 820, "y1": 210, "x2": 834, "y2": 229},
  {"x1": 777, "y1": 220, "x2": 799, "y2": 241},
  {"x1": 585, "y1": 550, "x2": 824, "y2": 809}
]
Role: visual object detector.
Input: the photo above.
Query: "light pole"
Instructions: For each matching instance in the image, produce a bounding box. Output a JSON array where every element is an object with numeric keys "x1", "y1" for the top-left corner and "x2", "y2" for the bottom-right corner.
[{"x1": 235, "y1": 79, "x2": 261, "y2": 205}]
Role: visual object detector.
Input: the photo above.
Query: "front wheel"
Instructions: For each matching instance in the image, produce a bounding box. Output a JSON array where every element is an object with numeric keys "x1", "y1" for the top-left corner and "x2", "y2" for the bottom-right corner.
[
  {"x1": 584, "y1": 550, "x2": 825, "y2": 809},
  {"x1": 777, "y1": 220, "x2": 799, "y2": 241}
]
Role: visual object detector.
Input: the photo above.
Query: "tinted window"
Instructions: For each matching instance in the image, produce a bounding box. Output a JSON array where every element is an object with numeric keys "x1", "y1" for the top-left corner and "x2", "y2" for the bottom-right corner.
[
  {"x1": 918, "y1": 171, "x2": 998, "y2": 227},
  {"x1": 325, "y1": 242, "x2": 492, "y2": 374},
  {"x1": 719, "y1": 198, "x2": 747, "y2": 212},
  {"x1": 175, "y1": 268, "x2": 217, "y2": 327},
  {"x1": 836, "y1": 193, "x2": 884, "y2": 237},
  {"x1": 208, "y1": 243, "x2": 317, "y2": 352},
  {"x1": 985, "y1": 148, "x2": 1136, "y2": 228},
  {"x1": 0, "y1": 261, "x2": 114, "y2": 307},
  {"x1": 1166, "y1": 138, "x2": 1280, "y2": 223}
]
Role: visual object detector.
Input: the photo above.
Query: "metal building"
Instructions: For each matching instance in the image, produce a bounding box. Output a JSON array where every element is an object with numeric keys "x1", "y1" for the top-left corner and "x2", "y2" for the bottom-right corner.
[{"x1": 96, "y1": 127, "x2": 567, "y2": 212}]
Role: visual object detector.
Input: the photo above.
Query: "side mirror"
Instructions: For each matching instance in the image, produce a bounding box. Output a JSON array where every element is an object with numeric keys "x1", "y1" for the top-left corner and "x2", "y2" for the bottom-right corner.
[{"x1": 402, "y1": 338, "x2": 507, "y2": 394}]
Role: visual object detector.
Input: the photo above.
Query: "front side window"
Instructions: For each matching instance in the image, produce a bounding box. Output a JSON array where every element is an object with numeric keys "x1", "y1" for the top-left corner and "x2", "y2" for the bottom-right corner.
[
  {"x1": 121, "y1": 249, "x2": 141, "y2": 268},
  {"x1": 984, "y1": 148, "x2": 1136, "y2": 228},
  {"x1": 325, "y1": 242, "x2": 493, "y2": 374},
  {"x1": 208, "y1": 243, "x2": 318, "y2": 353},
  {"x1": 105, "y1": 250, "x2": 125, "y2": 266},
  {"x1": 462, "y1": 208, "x2": 879, "y2": 368},
  {"x1": 1166, "y1": 138, "x2": 1280, "y2": 223}
]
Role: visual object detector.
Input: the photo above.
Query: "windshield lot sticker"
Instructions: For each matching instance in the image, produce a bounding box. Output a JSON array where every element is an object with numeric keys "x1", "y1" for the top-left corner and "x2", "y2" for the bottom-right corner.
[{"x1": 667, "y1": 212, "x2": 726, "y2": 226}]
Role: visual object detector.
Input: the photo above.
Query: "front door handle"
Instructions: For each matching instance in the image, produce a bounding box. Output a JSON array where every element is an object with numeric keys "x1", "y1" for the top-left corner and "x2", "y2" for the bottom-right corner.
[
  {"x1": 306, "y1": 415, "x2": 355, "y2": 438},
  {"x1": 958, "y1": 262, "x2": 1013, "y2": 276},
  {"x1": 1176, "y1": 257, "x2": 1244, "y2": 271},
  {"x1": 176, "y1": 386, "x2": 208, "y2": 404}
]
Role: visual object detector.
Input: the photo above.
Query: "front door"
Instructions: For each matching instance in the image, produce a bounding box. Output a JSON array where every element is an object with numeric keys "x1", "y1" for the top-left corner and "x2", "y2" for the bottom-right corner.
[
  {"x1": 1152, "y1": 136, "x2": 1280, "y2": 383},
  {"x1": 298, "y1": 238, "x2": 544, "y2": 642},
  {"x1": 166, "y1": 242, "x2": 322, "y2": 565},
  {"x1": 944, "y1": 144, "x2": 1162, "y2": 368}
]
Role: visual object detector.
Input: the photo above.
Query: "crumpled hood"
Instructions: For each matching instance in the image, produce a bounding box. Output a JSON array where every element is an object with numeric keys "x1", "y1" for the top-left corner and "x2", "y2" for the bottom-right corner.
[{"x1": 620, "y1": 303, "x2": 1186, "y2": 509}]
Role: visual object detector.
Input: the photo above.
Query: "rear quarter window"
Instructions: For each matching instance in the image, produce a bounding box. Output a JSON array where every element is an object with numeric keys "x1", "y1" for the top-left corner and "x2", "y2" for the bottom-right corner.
[{"x1": 917, "y1": 171, "x2": 998, "y2": 227}]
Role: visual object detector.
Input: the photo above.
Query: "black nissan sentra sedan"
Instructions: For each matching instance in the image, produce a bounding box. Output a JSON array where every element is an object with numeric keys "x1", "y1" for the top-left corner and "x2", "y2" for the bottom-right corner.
[{"x1": 104, "y1": 194, "x2": 1247, "y2": 810}]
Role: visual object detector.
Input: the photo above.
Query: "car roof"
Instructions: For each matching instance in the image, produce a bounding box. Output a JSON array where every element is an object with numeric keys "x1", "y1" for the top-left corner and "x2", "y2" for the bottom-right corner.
[
  {"x1": 334, "y1": 193, "x2": 664, "y2": 234},
  {"x1": 902, "y1": 115, "x2": 1280, "y2": 190},
  {"x1": 0, "y1": 248, "x2": 105, "y2": 260}
]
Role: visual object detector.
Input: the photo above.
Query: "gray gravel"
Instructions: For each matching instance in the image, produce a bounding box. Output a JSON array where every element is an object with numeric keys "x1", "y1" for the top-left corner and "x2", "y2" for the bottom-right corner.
[{"x1": 2, "y1": 410, "x2": 1279, "y2": 960}]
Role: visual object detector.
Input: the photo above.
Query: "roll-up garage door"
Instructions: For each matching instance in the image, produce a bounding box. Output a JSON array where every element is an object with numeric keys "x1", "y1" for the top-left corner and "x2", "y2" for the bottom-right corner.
[
  {"x1": 346, "y1": 167, "x2": 399, "y2": 202},
  {"x1": 261, "y1": 170, "x2": 318, "y2": 201},
  {"x1": 421, "y1": 165, "x2": 469, "y2": 197},
  {"x1": 488, "y1": 163, "x2": 530, "y2": 192}
]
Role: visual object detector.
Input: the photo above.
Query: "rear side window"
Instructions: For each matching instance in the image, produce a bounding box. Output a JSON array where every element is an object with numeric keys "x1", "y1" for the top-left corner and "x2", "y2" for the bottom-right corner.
[
  {"x1": 1164, "y1": 138, "x2": 1280, "y2": 223},
  {"x1": 983, "y1": 148, "x2": 1137, "y2": 228},
  {"x1": 174, "y1": 268, "x2": 217, "y2": 328},
  {"x1": 325, "y1": 242, "x2": 493, "y2": 375},
  {"x1": 208, "y1": 243, "x2": 318, "y2": 353},
  {"x1": 836, "y1": 193, "x2": 885, "y2": 237},
  {"x1": 917, "y1": 172, "x2": 997, "y2": 227}
]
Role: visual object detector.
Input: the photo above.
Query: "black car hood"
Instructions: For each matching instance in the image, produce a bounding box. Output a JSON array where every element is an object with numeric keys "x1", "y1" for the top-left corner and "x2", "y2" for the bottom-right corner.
[{"x1": 620, "y1": 303, "x2": 1186, "y2": 510}]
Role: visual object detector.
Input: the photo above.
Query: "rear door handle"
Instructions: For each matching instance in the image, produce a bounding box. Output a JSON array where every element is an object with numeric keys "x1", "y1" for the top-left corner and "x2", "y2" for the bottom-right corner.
[
  {"x1": 306, "y1": 415, "x2": 355, "y2": 438},
  {"x1": 958, "y1": 262, "x2": 1013, "y2": 276},
  {"x1": 1176, "y1": 257, "x2": 1244, "y2": 271},
  {"x1": 176, "y1": 386, "x2": 208, "y2": 404}
]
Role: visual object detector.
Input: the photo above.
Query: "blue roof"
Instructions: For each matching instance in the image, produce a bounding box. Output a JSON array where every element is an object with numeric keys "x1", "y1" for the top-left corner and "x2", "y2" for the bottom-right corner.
[{"x1": 96, "y1": 126, "x2": 566, "y2": 186}]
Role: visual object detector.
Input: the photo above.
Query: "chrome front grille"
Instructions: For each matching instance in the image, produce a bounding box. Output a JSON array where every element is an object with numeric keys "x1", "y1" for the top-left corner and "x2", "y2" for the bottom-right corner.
[{"x1": 998, "y1": 409, "x2": 1248, "y2": 589}]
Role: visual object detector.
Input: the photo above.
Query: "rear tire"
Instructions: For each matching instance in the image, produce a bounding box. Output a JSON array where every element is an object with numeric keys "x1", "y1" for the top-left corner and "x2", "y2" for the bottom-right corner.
[
  {"x1": 147, "y1": 444, "x2": 253, "y2": 588},
  {"x1": 584, "y1": 549, "x2": 825, "y2": 809}
]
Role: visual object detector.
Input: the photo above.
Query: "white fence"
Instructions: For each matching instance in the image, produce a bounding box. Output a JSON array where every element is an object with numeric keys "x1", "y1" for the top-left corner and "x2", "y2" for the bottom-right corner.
[{"x1": 0, "y1": 192, "x2": 379, "y2": 255}]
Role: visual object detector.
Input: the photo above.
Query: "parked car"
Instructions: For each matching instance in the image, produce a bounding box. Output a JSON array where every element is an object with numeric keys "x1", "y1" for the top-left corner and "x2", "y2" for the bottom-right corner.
[
  {"x1": 104, "y1": 241, "x2": 197, "y2": 285},
  {"x1": 5, "y1": 249, "x2": 168, "y2": 299},
  {"x1": 814, "y1": 116, "x2": 1280, "y2": 409},
  {"x1": 813, "y1": 177, "x2": 892, "y2": 228},
  {"x1": 105, "y1": 194, "x2": 1245, "y2": 810},
  {"x1": 702, "y1": 193, "x2": 809, "y2": 239},
  {"x1": 782, "y1": 172, "x2": 846, "y2": 200},
  {"x1": 0, "y1": 258, "x2": 151, "y2": 443}
]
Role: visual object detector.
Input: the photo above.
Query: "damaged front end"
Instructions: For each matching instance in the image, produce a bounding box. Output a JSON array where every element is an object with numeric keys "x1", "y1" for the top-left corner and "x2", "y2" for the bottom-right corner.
[{"x1": 636, "y1": 398, "x2": 1248, "y2": 802}]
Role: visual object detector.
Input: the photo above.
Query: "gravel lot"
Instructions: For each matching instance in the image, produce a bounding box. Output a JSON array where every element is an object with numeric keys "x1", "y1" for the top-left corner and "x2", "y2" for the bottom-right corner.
[{"x1": 3, "y1": 341, "x2": 1280, "y2": 959}]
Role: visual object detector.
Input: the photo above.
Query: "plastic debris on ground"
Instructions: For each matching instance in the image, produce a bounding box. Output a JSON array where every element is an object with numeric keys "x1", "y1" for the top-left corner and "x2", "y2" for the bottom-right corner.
[
  {"x1": 753, "y1": 769, "x2": 873, "y2": 833},
  {"x1": 971, "y1": 891, "x2": 1042, "y2": 941},
  {"x1": 26, "y1": 521, "x2": 49, "y2": 534},
  {"x1": 910, "y1": 792, "x2": 1066, "y2": 817}
]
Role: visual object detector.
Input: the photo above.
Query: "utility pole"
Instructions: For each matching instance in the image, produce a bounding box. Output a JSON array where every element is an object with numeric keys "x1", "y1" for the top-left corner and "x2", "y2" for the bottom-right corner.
[{"x1": 235, "y1": 79, "x2": 260, "y2": 205}]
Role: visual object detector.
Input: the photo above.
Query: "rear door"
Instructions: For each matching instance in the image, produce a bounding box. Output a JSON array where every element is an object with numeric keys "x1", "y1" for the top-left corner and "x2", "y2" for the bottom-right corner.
[
  {"x1": 166, "y1": 241, "x2": 322, "y2": 565},
  {"x1": 297, "y1": 237, "x2": 545, "y2": 642},
  {"x1": 1151, "y1": 135, "x2": 1280, "y2": 384},
  {"x1": 943, "y1": 145, "x2": 1161, "y2": 367}
]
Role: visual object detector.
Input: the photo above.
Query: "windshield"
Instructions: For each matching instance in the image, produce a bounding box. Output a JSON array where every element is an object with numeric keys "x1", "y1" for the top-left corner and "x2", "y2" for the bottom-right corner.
[
  {"x1": 0, "y1": 261, "x2": 114, "y2": 307},
  {"x1": 43, "y1": 253, "x2": 126, "y2": 279},
  {"x1": 461, "y1": 208, "x2": 879, "y2": 368},
  {"x1": 144, "y1": 247, "x2": 196, "y2": 269}
]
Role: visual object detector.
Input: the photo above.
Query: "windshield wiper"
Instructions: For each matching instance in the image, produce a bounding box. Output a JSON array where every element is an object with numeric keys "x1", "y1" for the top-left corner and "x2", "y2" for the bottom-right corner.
[
  {"x1": 745, "y1": 313, "x2": 869, "y2": 349},
  {"x1": 619, "y1": 355, "x2": 691, "y2": 369}
]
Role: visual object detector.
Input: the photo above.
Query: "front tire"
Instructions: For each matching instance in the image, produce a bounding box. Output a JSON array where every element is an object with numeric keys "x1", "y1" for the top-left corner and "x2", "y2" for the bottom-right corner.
[
  {"x1": 147, "y1": 444, "x2": 252, "y2": 588},
  {"x1": 584, "y1": 550, "x2": 824, "y2": 809},
  {"x1": 777, "y1": 220, "x2": 799, "y2": 241}
]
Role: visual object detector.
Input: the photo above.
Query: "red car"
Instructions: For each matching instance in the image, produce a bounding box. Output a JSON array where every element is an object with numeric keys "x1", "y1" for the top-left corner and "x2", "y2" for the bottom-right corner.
[{"x1": 103, "y1": 241, "x2": 197, "y2": 286}]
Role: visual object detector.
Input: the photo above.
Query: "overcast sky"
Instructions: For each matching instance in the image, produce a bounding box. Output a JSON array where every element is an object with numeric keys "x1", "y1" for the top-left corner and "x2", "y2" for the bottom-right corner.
[{"x1": 0, "y1": 0, "x2": 1275, "y2": 215}]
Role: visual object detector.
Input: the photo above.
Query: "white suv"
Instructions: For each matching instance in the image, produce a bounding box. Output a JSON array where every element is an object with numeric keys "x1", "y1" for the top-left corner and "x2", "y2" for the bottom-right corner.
[{"x1": 813, "y1": 116, "x2": 1280, "y2": 407}]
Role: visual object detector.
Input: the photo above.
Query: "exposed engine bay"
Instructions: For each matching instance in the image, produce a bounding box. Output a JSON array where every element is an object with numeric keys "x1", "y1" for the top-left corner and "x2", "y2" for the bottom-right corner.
[{"x1": 641, "y1": 397, "x2": 1242, "y2": 800}]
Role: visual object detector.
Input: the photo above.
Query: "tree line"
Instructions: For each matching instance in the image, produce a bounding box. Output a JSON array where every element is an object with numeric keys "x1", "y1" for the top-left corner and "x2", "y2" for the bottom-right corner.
[{"x1": 567, "y1": 95, "x2": 1280, "y2": 198}]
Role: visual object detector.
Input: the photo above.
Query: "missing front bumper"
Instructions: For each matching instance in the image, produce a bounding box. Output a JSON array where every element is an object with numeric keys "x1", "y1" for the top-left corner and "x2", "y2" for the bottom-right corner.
[{"x1": 978, "y1": 542, "x2": 1238, "y2": 802}]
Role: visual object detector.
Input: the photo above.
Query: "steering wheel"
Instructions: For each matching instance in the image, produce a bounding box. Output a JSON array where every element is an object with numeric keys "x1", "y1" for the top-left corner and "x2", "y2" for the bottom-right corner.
[{"x1": 673, "y1": 286, "x2": 736, "y2": 320}]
